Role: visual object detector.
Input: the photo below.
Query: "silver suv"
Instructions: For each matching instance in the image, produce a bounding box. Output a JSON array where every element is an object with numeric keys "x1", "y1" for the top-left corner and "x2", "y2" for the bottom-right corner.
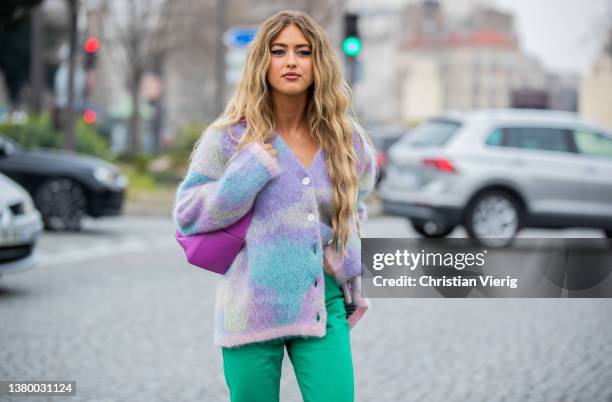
[{"x1": 378, "y1": 109, "x2": 612, "y2": 247}]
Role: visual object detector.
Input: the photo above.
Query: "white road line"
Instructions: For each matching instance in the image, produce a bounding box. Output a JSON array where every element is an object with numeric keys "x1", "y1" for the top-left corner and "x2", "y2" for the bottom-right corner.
[{"x1": 38, "y1": 236, "x2": 176, "y2": 267}]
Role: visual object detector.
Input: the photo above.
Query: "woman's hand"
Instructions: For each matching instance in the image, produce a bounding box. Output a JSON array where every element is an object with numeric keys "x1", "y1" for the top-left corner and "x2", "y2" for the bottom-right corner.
[{"x1": 262, "y1": 143, "x2": 278, "y2": 164}]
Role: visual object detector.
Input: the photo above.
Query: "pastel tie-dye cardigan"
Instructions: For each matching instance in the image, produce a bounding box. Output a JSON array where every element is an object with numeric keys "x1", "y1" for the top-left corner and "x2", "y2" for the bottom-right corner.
[{"x1": 173, "y1": 121, "x2": 377, "y2": 348}]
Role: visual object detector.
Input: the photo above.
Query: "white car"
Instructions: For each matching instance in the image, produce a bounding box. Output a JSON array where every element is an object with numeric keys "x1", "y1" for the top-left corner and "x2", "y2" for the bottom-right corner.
[
  {"x1": 0, "y1": 173, "x2": 43, "y2": 275},
  {"x1": 379, "y1": 108, "x2": 612, "y2": 247}
]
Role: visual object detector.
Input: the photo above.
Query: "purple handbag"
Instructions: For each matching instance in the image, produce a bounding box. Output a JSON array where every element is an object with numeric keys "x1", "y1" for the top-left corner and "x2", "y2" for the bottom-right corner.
[{"x1": 175, "y1": 207, "x2": 253, "y2": 274}]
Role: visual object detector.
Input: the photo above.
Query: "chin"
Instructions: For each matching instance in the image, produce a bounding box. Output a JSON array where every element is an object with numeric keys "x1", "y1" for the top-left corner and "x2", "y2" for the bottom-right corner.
[{"x1": 275, "y1": 86, "x2": 308, "y2": 96}]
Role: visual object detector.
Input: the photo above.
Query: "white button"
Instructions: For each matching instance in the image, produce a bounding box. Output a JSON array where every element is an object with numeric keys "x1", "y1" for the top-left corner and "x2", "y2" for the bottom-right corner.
[
  {"x1": 302, "y1": 177, "x2": 311, "y2": 185},
  {"x1": 307, "y1": 213, "x2": 316, "y2": 221}
]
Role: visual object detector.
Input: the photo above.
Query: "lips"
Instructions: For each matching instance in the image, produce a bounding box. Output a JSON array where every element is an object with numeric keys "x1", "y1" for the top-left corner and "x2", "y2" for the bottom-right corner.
[{"x1": 282, "y1": 73, "x2": 300, "y2": 78}]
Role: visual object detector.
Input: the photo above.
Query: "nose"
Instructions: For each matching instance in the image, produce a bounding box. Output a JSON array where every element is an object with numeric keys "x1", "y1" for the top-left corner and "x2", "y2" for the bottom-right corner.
[{"x1": 286, "y1": 51, "x2": 297, "y2": 67}]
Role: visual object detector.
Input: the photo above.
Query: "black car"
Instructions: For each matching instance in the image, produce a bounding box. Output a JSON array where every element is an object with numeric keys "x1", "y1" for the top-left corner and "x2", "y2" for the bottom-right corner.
[{"x1": 0, "y1": 135, "x2": 127, "y2": 231}]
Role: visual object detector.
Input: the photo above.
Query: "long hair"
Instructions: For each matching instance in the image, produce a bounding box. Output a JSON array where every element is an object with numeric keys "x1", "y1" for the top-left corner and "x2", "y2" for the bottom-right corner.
[{"x1": 202, "y1": 10, "x2": 373, "y2": 256}]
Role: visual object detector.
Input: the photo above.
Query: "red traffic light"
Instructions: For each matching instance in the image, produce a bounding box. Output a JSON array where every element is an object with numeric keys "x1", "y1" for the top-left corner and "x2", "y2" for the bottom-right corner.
[
  {"x1": 84, "y1": 37, "x2": 100, "y2": 53},
  {"x1": 83, "y1": 109, "x2": 97, "y2": 124}
]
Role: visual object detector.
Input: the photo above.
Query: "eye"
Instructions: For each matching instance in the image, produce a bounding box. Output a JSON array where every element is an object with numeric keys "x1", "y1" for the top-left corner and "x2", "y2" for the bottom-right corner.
[
  {"x1": 298, "y1": 50, "x2": 312, "y2": 56},
  {"x1": 271, "y1": 49, "x2": 285, "y2": 55}
]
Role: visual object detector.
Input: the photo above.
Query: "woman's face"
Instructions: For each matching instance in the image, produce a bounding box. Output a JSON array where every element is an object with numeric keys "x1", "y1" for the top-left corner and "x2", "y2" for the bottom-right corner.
[{"x1": 267, "y1": 24, "x2": 314, "y2": 97}]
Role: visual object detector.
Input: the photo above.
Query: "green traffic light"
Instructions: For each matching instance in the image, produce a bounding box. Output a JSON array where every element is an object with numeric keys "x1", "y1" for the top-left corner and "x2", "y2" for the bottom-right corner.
[{"x1": 342, "y1": 36, "x2": 361, "y2": 56}]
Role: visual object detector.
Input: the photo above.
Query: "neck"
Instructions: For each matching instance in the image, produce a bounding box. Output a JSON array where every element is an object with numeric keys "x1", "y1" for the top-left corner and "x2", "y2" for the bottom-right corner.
[{"x1": 271, "y1": 89, "x2": 308, "y2": 137}]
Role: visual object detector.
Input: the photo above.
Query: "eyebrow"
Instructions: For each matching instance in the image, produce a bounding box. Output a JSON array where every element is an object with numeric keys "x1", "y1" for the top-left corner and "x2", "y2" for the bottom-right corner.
[{"x1": 270, "y1": 43, "x2": 311, "y2": 48}]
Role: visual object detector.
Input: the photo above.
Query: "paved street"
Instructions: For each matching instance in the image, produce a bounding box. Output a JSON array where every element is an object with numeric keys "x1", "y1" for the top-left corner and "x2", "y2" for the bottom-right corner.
[{"x1": 1, "y1": 214, "x2": 611, "y2": 402}]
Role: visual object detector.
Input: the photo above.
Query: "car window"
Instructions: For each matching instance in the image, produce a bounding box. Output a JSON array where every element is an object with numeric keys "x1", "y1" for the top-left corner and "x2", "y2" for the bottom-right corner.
[
  {"x1": 573, "y1": 130, "x2": 612, "y2": 159},
  {"x1": 397, "y1": 120, "x2": 461, "y2": 147},
  {"x1": 381, "y1": 136, "x2": 402, "y2": 151},
  {"x1": 0, "y1": 135, "x2": 20, "y2": 153},
  {"x1": 504, "y1": 127, "x2": 573, "y2": 153},
  {"x1": 485, "y1": 129, "x2": 503, "y2": 146},
  {"x1": 0, "y1": 136, "x2": 8, "y2": 153}
]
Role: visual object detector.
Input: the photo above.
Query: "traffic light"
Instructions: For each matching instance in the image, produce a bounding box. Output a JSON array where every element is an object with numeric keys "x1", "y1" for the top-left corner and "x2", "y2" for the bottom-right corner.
[
  {"x1": 83, "y1": 108, "x2": 96, "y2": 125},
  {"x1": 83, "y1": 37, "x2": 100, "y2": 70},
  {"x1": 342, "y1": 13, "x2": 361, "y2": 57}
]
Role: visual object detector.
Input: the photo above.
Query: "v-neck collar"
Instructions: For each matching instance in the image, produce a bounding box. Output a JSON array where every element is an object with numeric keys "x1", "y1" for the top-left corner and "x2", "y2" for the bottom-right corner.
[{"x1": 274, "y1": 131, "x2": 323, "y2": 171}]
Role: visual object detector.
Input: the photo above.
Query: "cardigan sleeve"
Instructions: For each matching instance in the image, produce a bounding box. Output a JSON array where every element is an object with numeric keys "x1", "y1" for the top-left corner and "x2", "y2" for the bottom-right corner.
[
  {"x1": 173, "y1": 127, "x2": 281, "y2": 235},
  {"x1": 355, "y1": 129, "x2": 378, "y2": 222},
  {"x1": 324, "y1": 129, "x2": 378, "y2": 285}
]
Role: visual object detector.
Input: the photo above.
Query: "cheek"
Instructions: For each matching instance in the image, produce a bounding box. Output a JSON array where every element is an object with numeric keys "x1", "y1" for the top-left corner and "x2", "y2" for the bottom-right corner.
[
  {"x1": 302, "y1": 61, "x2": 314, "y2": 83},
  {"x1": 269, "y1": 58, "x2": 281, "y2": 73},
  {"x1": 267, "y1": 60, "x2": 281, "y2": 83}
]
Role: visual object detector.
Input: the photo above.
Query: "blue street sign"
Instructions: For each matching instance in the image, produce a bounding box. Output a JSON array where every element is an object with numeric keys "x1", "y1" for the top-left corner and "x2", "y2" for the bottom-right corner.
[{"x1": 223, "y1": 26, "x2": 258, "y2": 48}]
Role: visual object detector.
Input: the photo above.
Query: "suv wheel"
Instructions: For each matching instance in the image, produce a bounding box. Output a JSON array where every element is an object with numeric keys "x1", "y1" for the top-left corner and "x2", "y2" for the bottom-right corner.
[
  {"x1": 465, "y1": 191, "x2": 522, "y2": 247},
  {"x1": 604, "y1": 230, "x2": 612, "y2": 239},
  {"x1": 35, "y1": 178, "x2": 86, "y2": 231},
  {"x1": 411, "y1": 219, "x2": 455, "y2": 238}
]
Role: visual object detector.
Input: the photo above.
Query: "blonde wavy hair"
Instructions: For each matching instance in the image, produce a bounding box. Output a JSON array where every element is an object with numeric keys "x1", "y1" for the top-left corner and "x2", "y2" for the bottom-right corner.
[{"x1": 203, "y1": 10, "x2": 374, "y2": 256}]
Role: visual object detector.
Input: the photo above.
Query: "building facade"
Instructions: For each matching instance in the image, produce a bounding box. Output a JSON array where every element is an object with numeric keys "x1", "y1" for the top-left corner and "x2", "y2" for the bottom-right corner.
[
  {"x1": 580, "y1": 35, "x2": 612, "y2": 130},
  {"x1": 352, "y1": 0, "x2": 551, "y2": 125}
]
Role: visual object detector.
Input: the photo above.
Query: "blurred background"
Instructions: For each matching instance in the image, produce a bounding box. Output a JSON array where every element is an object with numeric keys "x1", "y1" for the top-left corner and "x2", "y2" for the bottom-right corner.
[{"x1": 1, "y1": 1, "x2": 612, "y2": 401}]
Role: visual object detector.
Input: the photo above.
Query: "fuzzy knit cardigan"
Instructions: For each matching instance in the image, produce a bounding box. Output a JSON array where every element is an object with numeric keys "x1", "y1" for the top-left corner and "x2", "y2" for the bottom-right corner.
[{"x1": 173, "y1": 120, "x2": 377, "y2": 348}]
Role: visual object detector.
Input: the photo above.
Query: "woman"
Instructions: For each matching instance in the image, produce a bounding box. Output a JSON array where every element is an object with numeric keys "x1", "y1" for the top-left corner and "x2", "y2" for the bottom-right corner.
[{"x1": 173, "y1": 10, "x2": 377, "y2": 402}]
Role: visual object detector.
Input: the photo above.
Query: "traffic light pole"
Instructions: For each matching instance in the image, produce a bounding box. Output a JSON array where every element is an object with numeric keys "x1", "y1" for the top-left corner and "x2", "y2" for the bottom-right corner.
[
  {"x1": 30, "y1": 5, "x2": 43, "y2": 114},
  {"x1": 346, "y1": 55, "x2": 356, "y2": 87},
  {"x1": 342, "y1": 12, "x2": 360, "y2": 87},
  {"x1": 65, "y1": 0, "x2": 77, "y2": 151},
  {"x1": 215, "y1": 0, "x2": 227, "y2": 117}
]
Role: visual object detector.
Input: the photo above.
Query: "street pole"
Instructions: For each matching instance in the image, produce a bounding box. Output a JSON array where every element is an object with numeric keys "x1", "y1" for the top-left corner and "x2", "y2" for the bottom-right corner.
[
  {"x1": 346, "y1": 55, "x2": 356, "y2": 88},
  {"x1": 214, "y1": 0, "x2": 227, "y2": 117},
  {"x1": 30, "y1": 5, "x2": 43, "y2": 114},
  {"x1": 65, "y1": 0, "x2": 78, "y2": 151}
]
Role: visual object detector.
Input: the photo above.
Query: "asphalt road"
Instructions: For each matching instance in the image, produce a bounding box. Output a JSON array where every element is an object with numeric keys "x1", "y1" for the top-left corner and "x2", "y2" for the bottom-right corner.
[{"x1": 0, "y1": 214, "x2": 611, "y2": 402}]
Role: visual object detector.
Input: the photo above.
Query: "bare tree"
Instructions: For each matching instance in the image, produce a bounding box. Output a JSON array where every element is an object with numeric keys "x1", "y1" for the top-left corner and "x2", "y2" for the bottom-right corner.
[
  {"x1": 583, "y1": 0, "x2": 612, "y2": 59},
  {"x1": 104, "y1": 0, "x2": 192, "y2": 156},
  {"x1": 604, "y1": 7, "x2": 612, "y2": 58}
]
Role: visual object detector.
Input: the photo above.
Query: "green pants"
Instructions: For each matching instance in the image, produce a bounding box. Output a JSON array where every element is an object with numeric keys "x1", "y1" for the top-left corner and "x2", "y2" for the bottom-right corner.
[{"x1": 221, "y1": 271, "x2": 354, "y2": 402}]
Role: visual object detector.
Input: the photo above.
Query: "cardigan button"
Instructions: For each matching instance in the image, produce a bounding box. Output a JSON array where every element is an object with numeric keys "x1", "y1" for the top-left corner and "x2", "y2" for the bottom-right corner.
[
  {"x1": 302, "y1": 177, "x2": 311, "y2": 185},
  {"x1": 307, "y1": 213, "x2": 316, "y2": 221}
]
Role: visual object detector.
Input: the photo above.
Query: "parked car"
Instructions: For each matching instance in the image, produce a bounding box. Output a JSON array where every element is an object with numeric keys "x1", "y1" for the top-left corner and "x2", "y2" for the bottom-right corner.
[
  {"x1": 0, "y1": 172, "x2": 43, "y2": 276},
  {"x1": 0, "y1": 135, "x2": 128, "y2": 231},
  {"x1": 379, "y1": 109, "x2": 612, "y2": 247}
]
